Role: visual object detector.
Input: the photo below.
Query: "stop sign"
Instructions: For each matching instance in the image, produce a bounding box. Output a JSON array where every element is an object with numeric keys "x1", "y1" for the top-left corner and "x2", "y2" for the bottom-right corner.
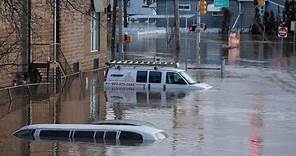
[{"x1": 278, "y1": 27, "x2": 288, "y2": 38}]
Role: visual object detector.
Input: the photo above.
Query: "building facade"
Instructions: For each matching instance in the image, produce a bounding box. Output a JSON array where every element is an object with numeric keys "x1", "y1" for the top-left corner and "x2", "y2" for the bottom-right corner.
[{"x1": 0, "y1": 0, "x2": 108, "y2": 87}]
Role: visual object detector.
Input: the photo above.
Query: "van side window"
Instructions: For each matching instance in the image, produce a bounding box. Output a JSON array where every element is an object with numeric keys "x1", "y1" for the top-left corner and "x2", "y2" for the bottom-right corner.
[
  {"x1": 105, "y1": 131, "x2": 117, "y2": 140},
  {"x1": 40, "y1": 130, "x2": 70, "y2": 139},
  {"x1": 136, "y1": 71, "x2": 147, "y2": 83},
  {"x1": 74, "y1": 131, "x2": 94, "y2": 139},
  {"x1": 149, "y1": 71, "x2": 162, "y2": 83},
  {"x1": 166, "y1": 72, "x2": 187, "y2": 85},
  {"x1": 14, "y1": 129, "x2": 35, "y2": 139},
  {"x1": 119, "y1": 131, "x2": 143, "y2": 141}
]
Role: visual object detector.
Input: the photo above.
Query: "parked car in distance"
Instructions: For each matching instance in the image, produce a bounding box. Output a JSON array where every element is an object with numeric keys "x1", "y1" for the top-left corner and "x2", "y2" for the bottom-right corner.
[
  {"x1": 13, "y1": 121, "x2": 168, "y2": 145},
  {"x1": 104, "y1": 60, "x2": 212, "y2": 90}
]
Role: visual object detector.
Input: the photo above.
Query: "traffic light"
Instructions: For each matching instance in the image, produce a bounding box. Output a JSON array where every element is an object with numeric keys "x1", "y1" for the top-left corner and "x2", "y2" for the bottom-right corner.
[
  {"x1": 257, "y1": 0, "x2": 265, "y2": 7},
  {"x1": 124, "y1": 34, "x2": 132, "y2": 43},
  {"x1": 189, "y1": 24, "x2": 196, "y2": 32},
  {"x1": 200, "y1": 0, "x2": 207, "y2": 16}
]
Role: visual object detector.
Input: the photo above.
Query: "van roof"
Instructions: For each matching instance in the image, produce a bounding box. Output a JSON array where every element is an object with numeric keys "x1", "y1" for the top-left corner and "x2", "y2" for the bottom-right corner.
[
  {"x1": 109, "y1": 65, "x2": 185, "y2": 72},
  {"x1": 16, "y1": 124, "x2": 164, "y2": 137}
]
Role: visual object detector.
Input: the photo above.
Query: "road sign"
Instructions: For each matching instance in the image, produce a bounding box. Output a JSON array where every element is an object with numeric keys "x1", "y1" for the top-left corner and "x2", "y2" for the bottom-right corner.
[
  {"x1": 278, "y1": 27, "x2": 288, "y2": 38},
  {"x1": 214, "y1": 0, "x2": 229, "y2": 8}
]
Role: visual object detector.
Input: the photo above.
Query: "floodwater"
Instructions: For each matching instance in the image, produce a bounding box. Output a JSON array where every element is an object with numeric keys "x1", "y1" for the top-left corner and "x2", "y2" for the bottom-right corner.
[{"x1": 1, "y1": 33, "x2": 296, "y2": 156}]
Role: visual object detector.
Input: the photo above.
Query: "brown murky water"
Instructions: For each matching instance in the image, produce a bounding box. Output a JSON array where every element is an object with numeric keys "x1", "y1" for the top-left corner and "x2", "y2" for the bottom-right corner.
[{"x1": 1, "y1": 34, "x2": 296, "y2": 156}]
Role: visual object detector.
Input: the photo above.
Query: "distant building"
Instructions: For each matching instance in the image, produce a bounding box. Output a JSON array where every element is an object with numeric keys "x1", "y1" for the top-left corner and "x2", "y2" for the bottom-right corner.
[
  {"x1": 128, "y1": 0, "x2": 156, "y2": 15},
  {"x1": 155, "y1": 0, "x2": 284, "y2": 31}
]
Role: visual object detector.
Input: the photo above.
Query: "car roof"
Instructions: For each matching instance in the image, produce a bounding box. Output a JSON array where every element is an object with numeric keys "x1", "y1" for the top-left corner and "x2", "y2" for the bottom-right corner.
[{"x1": 17, "y1": 124, "x2": 164, "y2": 137}]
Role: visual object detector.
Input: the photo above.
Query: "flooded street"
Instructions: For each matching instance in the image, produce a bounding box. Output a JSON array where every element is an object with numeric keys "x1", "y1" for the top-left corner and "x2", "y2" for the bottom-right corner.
[{"x1": 1, "y1": 33, "x2": 296, "y2": 156}]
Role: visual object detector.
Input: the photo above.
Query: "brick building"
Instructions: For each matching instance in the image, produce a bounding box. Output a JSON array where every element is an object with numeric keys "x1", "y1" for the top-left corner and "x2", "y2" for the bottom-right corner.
[{"x1": 0, "y1": 0, "x2": 108, "y2": 87}]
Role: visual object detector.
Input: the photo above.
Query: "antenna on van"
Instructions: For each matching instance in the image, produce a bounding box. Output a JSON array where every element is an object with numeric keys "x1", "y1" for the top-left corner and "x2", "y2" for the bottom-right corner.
[{"x1": 108, "y1": 60, "x2": 178, "y2": 68}]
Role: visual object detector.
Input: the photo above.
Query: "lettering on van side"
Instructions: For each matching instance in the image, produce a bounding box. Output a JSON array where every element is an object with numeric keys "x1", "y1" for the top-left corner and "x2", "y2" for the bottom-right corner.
[
  {"x1": 105, "y1": 82, "x2": 135, "y2": 86},
  {"x1": 109, "y1": 72, "x2": 135, "y2": 82}
]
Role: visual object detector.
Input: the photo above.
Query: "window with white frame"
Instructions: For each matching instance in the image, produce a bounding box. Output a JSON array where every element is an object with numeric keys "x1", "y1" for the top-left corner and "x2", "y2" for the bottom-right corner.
[
  {"x1": 179, "y1": 4, "x2": 191, "y2": 11},
  {"x1": 91, "y1": 12, "x2": 100, "y2": 52}
]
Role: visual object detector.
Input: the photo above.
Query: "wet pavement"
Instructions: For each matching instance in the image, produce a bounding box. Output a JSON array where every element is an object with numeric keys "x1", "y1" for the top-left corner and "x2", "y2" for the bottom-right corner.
[{"x1": 0, "y1": 33, "x2": 296, "y2": 156}]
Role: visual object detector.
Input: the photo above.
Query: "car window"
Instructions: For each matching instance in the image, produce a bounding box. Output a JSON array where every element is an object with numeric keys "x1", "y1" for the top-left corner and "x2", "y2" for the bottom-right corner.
[
  {"x1": 95, "y1": 131, "x2": 104, "y2": 139},
  {"x1": 14, "y1": 129, "x2": 35, "y2": 139},
  {"x1": 74, "y1": 131, "x2": 94, "y2": 139},
  {"x1": 166, "y1": 72, "x2": 187, "y2": 85},
  {"x1": 149, "y1": 71, "x2": 162, "y2": 83},
  {"x1": 104, "y1": 131, "x2": 117, "y2": 144},
  {"x1": 179, "y1": 71, "x2": 196, "y2": 84},
  {"x1": 119, "y1": 131, "x2": 143, "y2": 141},
  {"x1": 39, "y1": 130, "x2": 70, "y2": 139},
  {"x1": 105, "y1": 131, "x2": 117, "y2": 140},
  {"x1": 136, "y1": 71, "x2": 147, "y2": 83}
]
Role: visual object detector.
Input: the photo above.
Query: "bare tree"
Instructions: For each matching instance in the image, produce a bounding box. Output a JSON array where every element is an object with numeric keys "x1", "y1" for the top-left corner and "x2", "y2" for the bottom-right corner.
[{"x1": 0, "y1": 0, "x2": 94, "y2": 84}]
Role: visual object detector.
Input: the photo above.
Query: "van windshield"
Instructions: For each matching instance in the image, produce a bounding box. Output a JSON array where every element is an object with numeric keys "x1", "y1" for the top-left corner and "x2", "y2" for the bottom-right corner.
[{"x1": 179, "y1": 71, "x2": 197, "y2": 85}]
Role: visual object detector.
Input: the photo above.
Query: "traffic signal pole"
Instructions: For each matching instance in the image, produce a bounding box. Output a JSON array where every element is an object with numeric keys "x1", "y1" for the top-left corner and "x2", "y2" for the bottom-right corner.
[
  {"x1": 174, "y1": 0, "x2": 181, "y2": 63},
  {"x1": 111, "y1": 0, "x2": 118, "y2": 60},
  {"x1": 196, "y1": 1, "x2": 201, "y2": 65}
]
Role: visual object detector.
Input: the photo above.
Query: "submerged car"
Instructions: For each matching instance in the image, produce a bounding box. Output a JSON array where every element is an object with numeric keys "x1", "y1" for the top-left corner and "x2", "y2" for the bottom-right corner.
[
  {"x1": 104, "y1": 60, "x2": 212, "y2": 90},
  {"x1": 13, "y1": 120, "x2": 168, "y2": 144}
]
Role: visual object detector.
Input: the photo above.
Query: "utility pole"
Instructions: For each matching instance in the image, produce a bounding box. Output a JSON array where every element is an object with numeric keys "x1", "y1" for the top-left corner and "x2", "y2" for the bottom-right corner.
[
  {"x1": 118, "y1": 0, "x2": 123, "y2": 60},
  {"x1": 174, "y1": 0, "x2": 180, "y2": 63},
  {"x1": 196, "y1": 1, "x2": 201, "y2": 65},
  {"x1": 28, "y1": 0, "x2": 31, "y2": 74},
  {"x1": 123, "y1": 0, "x2": 128, "y2": 28},
  {"x1": 53, "y1": 0, "x2": 57, "y2": 92},
  {"x1": 111, "y1": 0, "x2": 118, "y2": 60}
]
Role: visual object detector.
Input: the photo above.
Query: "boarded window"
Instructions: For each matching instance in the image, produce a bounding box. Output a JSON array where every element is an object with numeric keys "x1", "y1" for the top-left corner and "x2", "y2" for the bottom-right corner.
[
  {"x1": 93, "y1": 58, "x2": 99, "y2": 69},
  {"x1": 136, "y1": 71, "x2": 147, "y2": 83}
]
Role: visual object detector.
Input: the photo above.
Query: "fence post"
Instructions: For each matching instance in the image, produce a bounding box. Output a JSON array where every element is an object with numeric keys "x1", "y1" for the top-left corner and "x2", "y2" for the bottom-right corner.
[
  {"x1": 221, "y1": 57, "x2": 225, "y2": 78},
  {"x1": 8, "y1": 89, "x2": 12, "y2": 105}
]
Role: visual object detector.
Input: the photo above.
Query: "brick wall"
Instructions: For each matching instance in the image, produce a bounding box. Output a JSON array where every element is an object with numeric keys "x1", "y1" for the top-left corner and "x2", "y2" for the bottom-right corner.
[
  {"x1": 60, "y1": 0, "x2": 108, "y2": 72},
  {"x1": 0, "y1": 0, "x2": 108, "y2": 87}
]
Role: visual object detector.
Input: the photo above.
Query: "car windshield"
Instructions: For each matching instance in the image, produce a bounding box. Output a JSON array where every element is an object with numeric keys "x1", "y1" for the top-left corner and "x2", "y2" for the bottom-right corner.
[{"x1": 179, "y1": 71, "x2": 197, "y2": 85}]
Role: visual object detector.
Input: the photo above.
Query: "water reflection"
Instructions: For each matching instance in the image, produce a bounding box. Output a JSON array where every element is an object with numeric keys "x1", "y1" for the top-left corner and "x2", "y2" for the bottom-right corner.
[
  {"x1": 249, "y1": 94, "x2": 264, "y2": 156},
  {"x1": 105, "y1": 89, "x2": 188, "y2": 106}
]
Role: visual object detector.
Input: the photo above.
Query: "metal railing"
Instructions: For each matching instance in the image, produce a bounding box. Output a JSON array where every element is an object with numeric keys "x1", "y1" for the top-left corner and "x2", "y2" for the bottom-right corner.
[
  {"x1": 30, "y1": 43, "x2": 73, "y2": 78},
  {"x1": 31, "y1": 44, "x2": 52, "y2": 63},
  {"x1": 57, "y1": 44, "x2": 73, "y2": 76}
]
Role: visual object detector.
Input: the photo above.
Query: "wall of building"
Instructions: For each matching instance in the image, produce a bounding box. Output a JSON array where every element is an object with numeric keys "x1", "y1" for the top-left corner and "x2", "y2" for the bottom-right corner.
[
  {"x1": 60, "y1": 1, "x2": 107, "y2": 72},
  {"x1": 0, "y1": 0, "x2": 108, "y2": 87}
]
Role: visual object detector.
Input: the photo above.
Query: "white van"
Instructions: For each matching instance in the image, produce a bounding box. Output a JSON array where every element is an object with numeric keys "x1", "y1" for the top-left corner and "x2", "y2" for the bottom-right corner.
[
  {"x1": 104, "y1": 61, "x2": 212, "y2": 90},
  {"x1": 13, "y1": 121, "x2": 168, "y2": 144}
]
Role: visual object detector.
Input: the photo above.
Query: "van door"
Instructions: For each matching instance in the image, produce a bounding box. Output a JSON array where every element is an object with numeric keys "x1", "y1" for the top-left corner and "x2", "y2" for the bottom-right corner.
[
  {"x1": 148, "y1": 71, "x2": 163, "y2": 89},
  {"x1": 165, "y1": 72, "x2": 188, "y2": 89}
]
